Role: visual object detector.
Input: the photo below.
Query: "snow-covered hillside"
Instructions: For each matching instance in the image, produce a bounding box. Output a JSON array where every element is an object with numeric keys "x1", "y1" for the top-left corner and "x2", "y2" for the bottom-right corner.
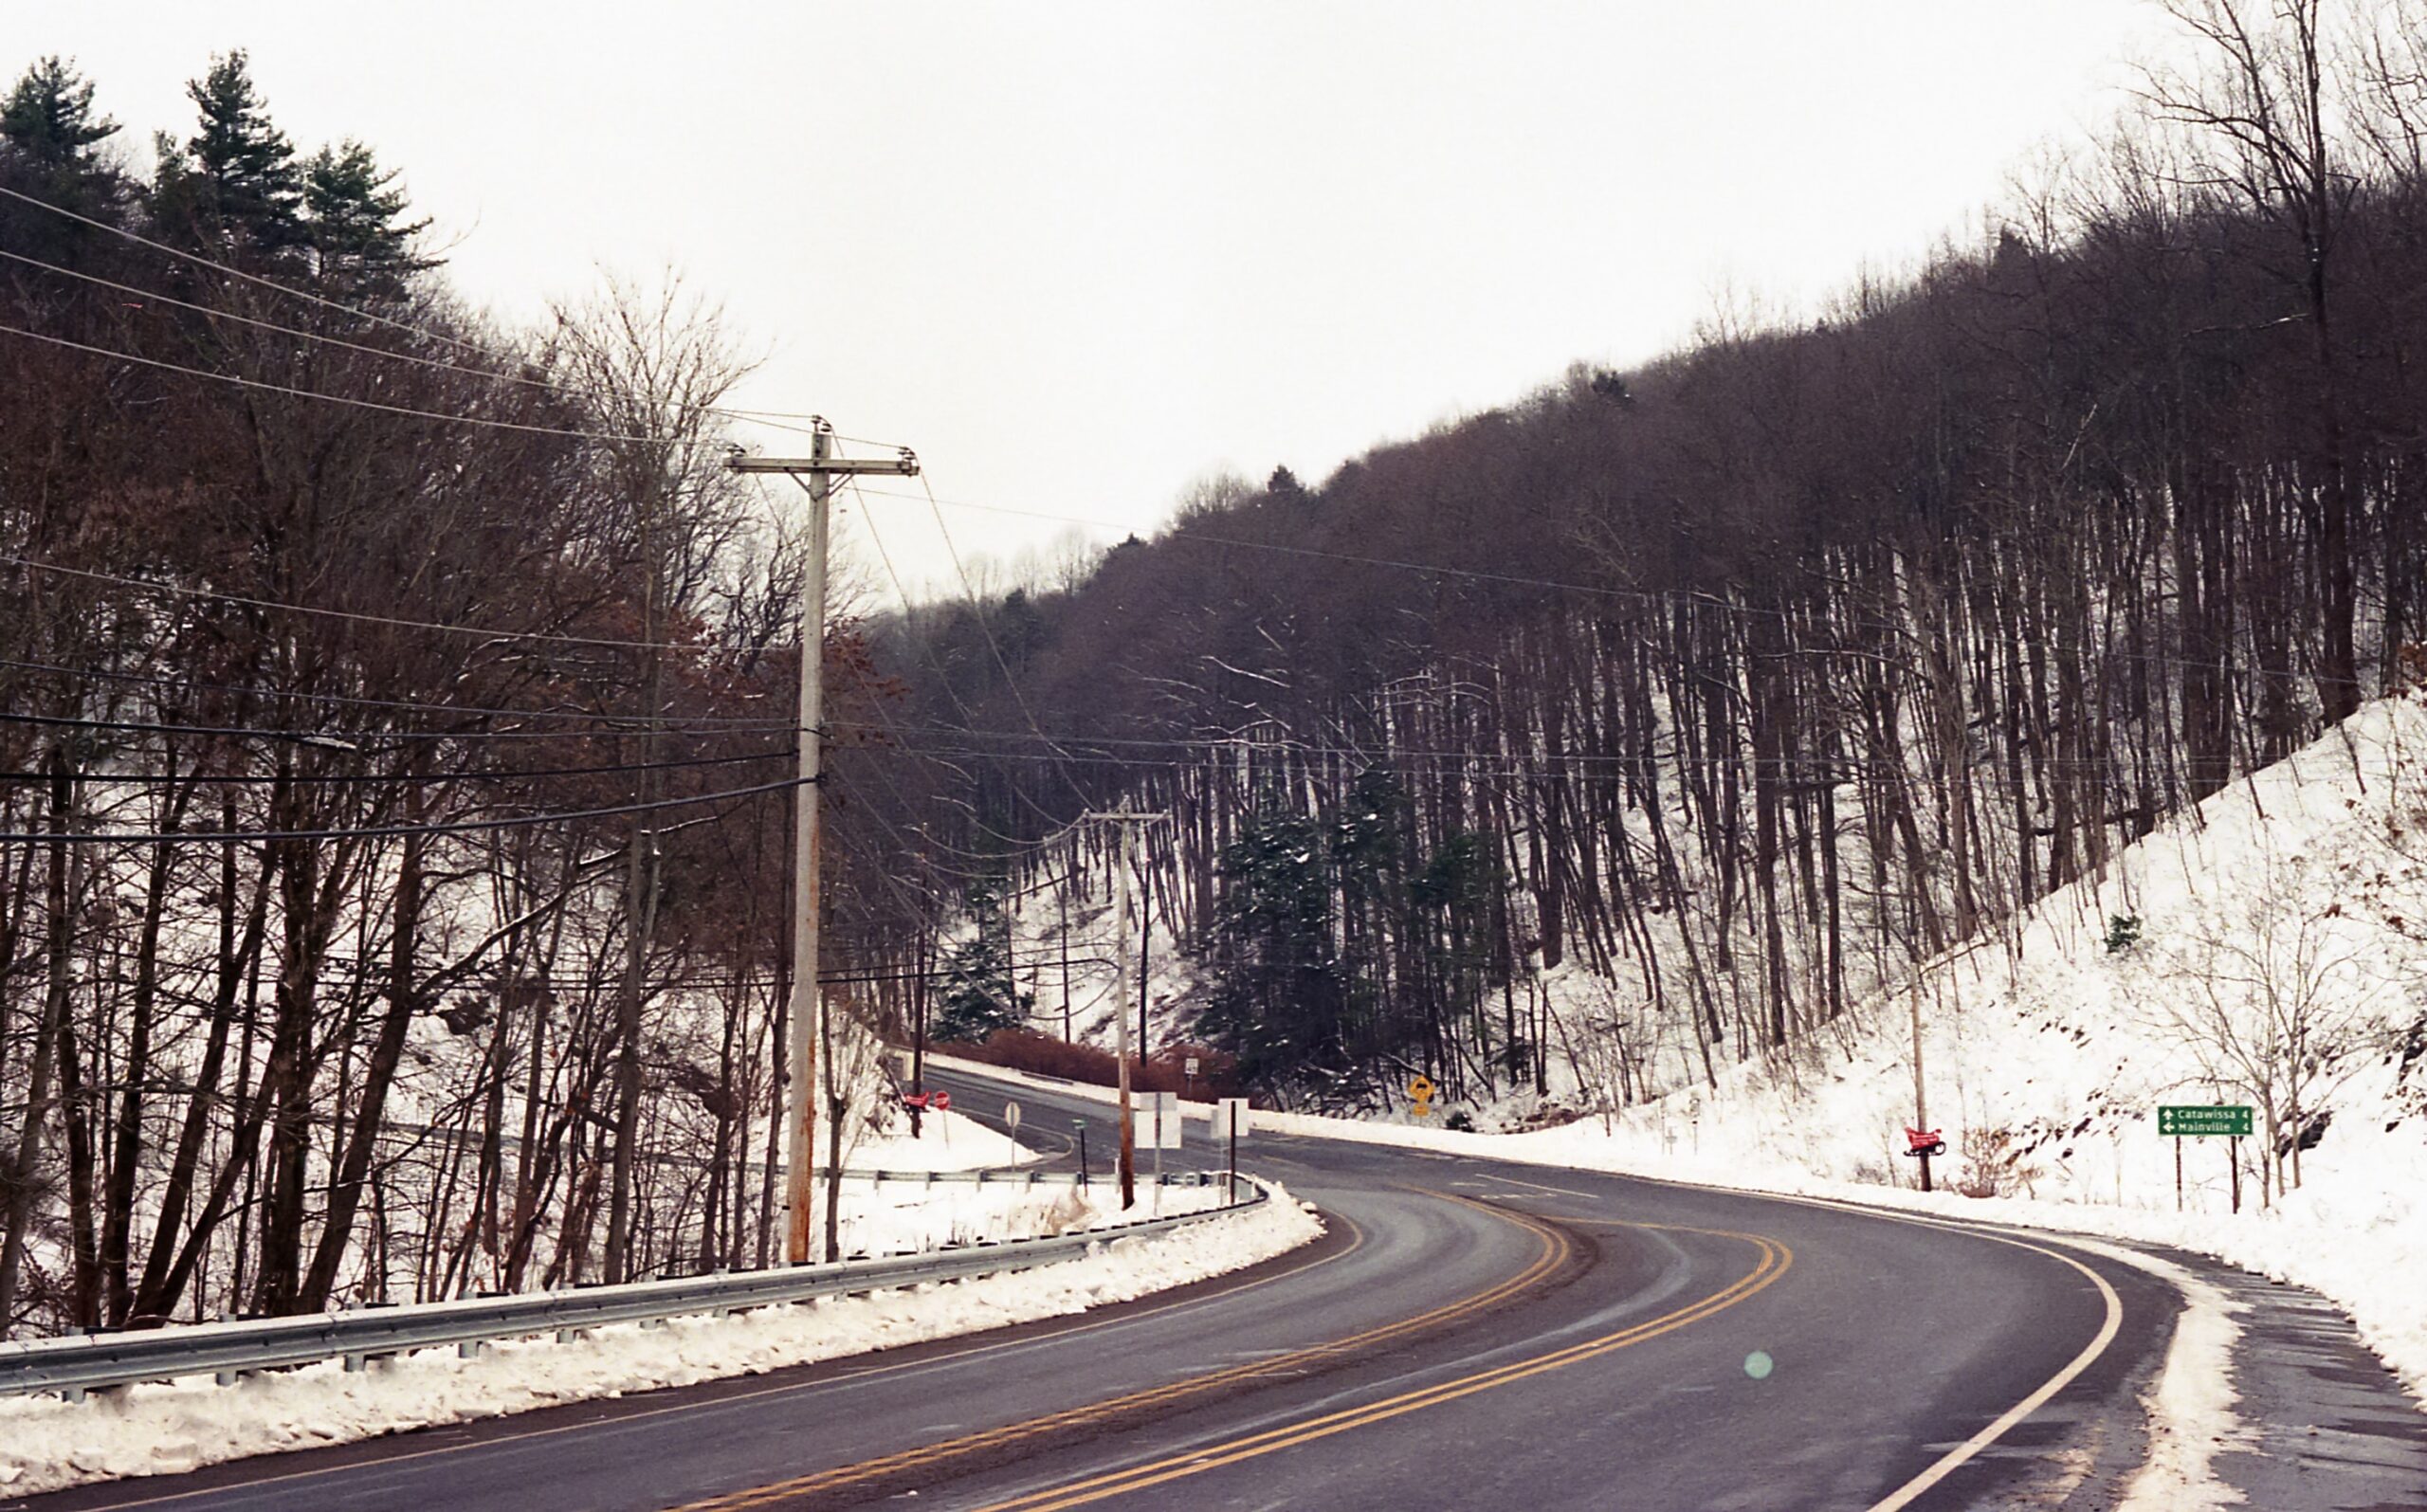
[
  {"x1": 1288, "y1": 694, "x2": 2427, "y2": 1402},
  {"x1": 1588, "y1": 691, "x2": 2426, "y2": 1216},
  {"x1": 986, "y1": 692, "x2": 2427, "y2": 1400}
]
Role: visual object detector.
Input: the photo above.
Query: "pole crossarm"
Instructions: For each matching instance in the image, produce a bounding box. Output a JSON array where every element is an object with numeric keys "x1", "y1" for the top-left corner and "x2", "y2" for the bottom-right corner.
[{"x1": 727, "y1": 454, "x2": 920, "y2": 477}]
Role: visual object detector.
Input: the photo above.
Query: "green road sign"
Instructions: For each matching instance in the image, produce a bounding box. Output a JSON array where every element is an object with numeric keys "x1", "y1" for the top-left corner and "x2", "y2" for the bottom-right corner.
[{"x1": 2159, "y1": 1104, "x2": 2254, "y2": 1138}]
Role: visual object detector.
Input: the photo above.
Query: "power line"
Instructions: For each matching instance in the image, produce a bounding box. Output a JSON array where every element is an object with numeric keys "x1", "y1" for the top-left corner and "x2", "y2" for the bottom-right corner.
[
  {"x1": 0, "y1": 553, "x2": 750, "y2": 657},
  {"x1": 0, "y1": 705, "x2": 791, "y2": 745},
  {"x1": 851, "y1": 481, "x2": 1726, "y2": 616},
  {"x1": 0, "y1": 774, "x2": 803, "y2": 845},
  {"x1": 0, "y1": 653, "x2": 796, "y2": 730},
  {"x1": 0, "y1": 182, "x2": 514, "y2": 366},
  {"x1": 0, "y1": 746, "x2": 790, "y2": 786},
  {"x1": 915, "y1": 470, "x2": 1088, "y2": 799},
  {"x1": 852, "y1": 731, "x2": 2180, "y2": 780},
  {"x1": 859, "y1": 480, "x2": 2345, "y2": 687},
  {"x1": 0, "y1": 184, "x2": 879, "y2": 447},
  {"x1": 842, "y1": 479, "x2": 1074, "y2": 849},
  {"x1": 4, "y1": 241, "x2": 865, "y2": 449},
  {"x1": 0, "y1": 318, "x2": 702, "y2": 446}
]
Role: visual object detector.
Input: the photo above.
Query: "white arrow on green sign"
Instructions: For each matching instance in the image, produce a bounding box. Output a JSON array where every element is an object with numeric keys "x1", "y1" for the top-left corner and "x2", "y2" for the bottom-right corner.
[{"x1": 2158, "y1": 1104, "x2": 2253, "y2": 1138}]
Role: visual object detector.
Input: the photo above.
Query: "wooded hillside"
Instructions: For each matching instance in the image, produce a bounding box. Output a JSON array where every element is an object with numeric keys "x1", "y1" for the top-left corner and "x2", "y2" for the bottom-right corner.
[
  {"x1": 0, "y1": 51, "x2": 938, "y2": 1336},
  {"x1": 869, "y1": 2, "x2": 2427, "y2": 1111}
]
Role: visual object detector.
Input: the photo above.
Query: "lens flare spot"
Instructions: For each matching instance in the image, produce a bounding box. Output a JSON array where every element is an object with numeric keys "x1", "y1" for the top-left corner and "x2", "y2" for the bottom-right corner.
[{"x1": 1743, "y1": 1350, "x2": 1776, "y2": 1380}]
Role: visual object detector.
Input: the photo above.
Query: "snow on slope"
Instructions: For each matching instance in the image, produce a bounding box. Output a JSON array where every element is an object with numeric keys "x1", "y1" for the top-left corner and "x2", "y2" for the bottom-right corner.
[
  {"x1": 957, "y1": 696, "x2": 2427, "y2": 1404},
  {"x1": 1524, "y1": 690, "x2": 2427, "y2": 1403}
]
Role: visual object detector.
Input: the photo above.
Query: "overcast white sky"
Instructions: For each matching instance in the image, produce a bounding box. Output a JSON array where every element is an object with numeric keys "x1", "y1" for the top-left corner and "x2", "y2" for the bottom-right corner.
[{"x1": 5, "y1": 2, "x2": 2182, "y2": 597}]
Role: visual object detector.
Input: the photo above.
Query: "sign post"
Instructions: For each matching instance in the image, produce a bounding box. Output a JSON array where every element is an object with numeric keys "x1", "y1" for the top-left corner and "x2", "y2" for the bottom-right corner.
[
  {"x1": 1141, "y1": 1091, "x2": 1182, "y2": 1214},
  {"x1": 1072, "y1": 1118, "x2": 1089, "y2": 1189},
  {"x1": 1215, "y1": 1098, "x2": 1250, "y2": 1203},
  {"x1": 2158, "y1": 1104, "x2": 2254, "y2": 1213}
]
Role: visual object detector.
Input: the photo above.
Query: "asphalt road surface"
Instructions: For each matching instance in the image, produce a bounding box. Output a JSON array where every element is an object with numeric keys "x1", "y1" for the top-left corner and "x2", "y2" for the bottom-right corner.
[{"x1": 7, "y1": 1064, "x2": 2356, "y2": 1511}]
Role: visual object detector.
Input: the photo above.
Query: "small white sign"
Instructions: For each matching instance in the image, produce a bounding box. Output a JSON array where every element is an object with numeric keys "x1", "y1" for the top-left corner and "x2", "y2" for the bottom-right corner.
[
  {"x1": 1184, "y1": 1055, "x2": 1201, "y2": 1077},
  {"x1": 1142, "y1": 1091, "x2": 1184, "y2": 1150},
  {"x1": 1214, "y1": 1098, "x2": 1251, "y2": 1141},
  {"x1": 1004, "y1": 1101, "x2": 1022, "y2": 1133}
]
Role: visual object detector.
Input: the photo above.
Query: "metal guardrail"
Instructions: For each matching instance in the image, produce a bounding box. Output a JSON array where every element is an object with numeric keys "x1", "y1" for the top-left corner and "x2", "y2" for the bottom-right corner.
[
  {"x1": 843, "y1": 1167, "x2": 1224, "y2": 1187},
  {"x1": 0, "y1": 1174, "x2": 1268, "y2": 1399}
]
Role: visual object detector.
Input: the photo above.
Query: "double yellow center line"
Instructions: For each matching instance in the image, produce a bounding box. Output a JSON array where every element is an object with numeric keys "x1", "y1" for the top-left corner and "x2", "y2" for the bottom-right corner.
[
  {"x1": 673, "y1": 1195, "x2": 1578, "y2": 1511},
  {"x1": 968, "y1": 1223, "x2": 1792, "y2": 1511}
]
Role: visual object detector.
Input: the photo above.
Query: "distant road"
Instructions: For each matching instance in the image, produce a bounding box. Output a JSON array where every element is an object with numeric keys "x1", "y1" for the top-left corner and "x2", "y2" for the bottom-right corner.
[{"x1": 18, "y1": 1066, "x2": 2201, "y2": 1510}]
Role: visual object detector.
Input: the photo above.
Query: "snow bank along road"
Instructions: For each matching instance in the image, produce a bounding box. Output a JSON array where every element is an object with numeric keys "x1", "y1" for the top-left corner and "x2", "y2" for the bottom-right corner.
[{"x1": 11, "y1": 1066, "x2": 2421, "y2": 1512}]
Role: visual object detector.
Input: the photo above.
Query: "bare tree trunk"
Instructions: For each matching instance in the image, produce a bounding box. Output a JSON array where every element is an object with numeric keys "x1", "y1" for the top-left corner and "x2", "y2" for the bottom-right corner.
[{"x1": 0, "y1": 748, "x2": 77, "y2": 1333}]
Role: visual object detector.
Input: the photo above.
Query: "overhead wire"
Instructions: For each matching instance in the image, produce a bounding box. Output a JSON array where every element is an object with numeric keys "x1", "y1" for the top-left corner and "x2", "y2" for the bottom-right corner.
[
  {"x1": 836, "y1": 476, "x2": 1073, "y2": 847},
  {"x1": 0, "y1": 746, "x2": 790, "y2": 786},
  {"x1": 0, "y1": 705, "x2": 792, "y2": 745},
  {"x1": 0, "y1": 183, "x2": 907, "y2": 450},
  {"x1": 854, "y1": 481, "x2": 2342, "y2": 687},
  {"x1": 0, "y1": 318, "x2": 715, "y2": 446},
  {"x1": 1, "y1": 552, "x2": 756, "y2": 657},
  {"x1": 0, "y1": 773, "x2": 803, "y2": 845},
  {"x1": 0, "y1": 652, "x2": 797, "y2": 730},
  {"x1": 912, "y1": 469, "x2": 1099, "y2": 811},
  {"x1": 3, "y1": 190, "x2": 2343, "y2": 692}
]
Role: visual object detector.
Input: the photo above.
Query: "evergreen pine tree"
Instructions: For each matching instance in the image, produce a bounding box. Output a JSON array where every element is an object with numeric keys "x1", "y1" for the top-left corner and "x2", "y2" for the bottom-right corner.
[
  {"x1": 151, "y1": 51, "x2": 302, "y2": 259},
  {"x1": 0, "y1": 56, "x2": 128, "y2": 266},
  {"x1": 302, "y1": 138, "x2": 432, "y2": 294},
  {"x1": 932, "y1": 879, "x2": 1033, "y2": 1044}
]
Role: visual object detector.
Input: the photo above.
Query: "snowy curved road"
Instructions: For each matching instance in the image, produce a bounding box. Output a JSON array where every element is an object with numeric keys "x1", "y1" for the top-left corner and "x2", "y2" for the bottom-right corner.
[{"x1": 4, "y1": 1066, "x2": 2235, "y2": 1510}]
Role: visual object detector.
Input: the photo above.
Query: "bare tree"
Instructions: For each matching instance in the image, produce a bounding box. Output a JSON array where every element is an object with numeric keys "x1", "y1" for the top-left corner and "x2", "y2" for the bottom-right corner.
[{"x1": 2138, "y1": 868, "x2": 2385, "y2": 1203}]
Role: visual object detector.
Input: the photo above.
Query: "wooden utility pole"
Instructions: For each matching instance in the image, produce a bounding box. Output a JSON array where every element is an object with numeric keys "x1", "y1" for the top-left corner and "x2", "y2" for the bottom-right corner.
[
  {"x1": 1082, "y1": 807, "x2": 1166, "y2": 1210},
  {"x1": 728, "y1": 427, "x2": 918, "y2": 1265},
  {"x1": 1909, "y1": 972, "x2": 1933, "y2": 1193},
  {"x1": 1137, "y1": 858, "x2": 1153, "y2": 1064}
]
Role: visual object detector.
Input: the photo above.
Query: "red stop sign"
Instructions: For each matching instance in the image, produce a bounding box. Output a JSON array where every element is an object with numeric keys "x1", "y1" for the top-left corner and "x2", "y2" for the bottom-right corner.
[{"x1": 930, "y1": 1089, "x2": 952, "y2": 1111}]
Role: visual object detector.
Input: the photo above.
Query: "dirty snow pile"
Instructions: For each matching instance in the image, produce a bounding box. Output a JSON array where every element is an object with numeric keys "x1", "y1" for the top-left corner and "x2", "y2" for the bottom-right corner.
[{"x1": 0, "y1": 1179, "x2": 1316, "y2": 1498}]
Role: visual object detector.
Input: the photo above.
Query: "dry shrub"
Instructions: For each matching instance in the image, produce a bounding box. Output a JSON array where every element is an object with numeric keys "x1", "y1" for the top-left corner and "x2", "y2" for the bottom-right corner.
[
  {"x1": 1955, "y1": 1126, "x2": 2041, "y2": 1198},
  {"x1": 938, "y1": 1029, "x2": 1243, "y2": 1100}
]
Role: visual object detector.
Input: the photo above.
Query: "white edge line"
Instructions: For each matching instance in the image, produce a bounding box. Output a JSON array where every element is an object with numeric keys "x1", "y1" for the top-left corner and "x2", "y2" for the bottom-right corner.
[
  {"x1": 1752, "y1": 1194, "x2": 2128, "y2": 1512},
  {"x1": 926, "y1": 1065, "x2": 2148, "y2": 1508}
]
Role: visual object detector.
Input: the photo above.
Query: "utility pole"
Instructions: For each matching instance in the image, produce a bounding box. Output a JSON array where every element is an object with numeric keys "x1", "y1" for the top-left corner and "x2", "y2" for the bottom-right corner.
[
  {"x1": 1909, "y1": 972, "x2": 1932, "y2": 1194},
  {"x1": 728, "y1": 426, "x2": 918, "y2": 1265},
  {"x1": 1137, "y1": 860, "x2": 1152, "y2": 1065},
  {"x1": 1081, "y1": 806, "x2": 1166, "y2": 1210}
]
